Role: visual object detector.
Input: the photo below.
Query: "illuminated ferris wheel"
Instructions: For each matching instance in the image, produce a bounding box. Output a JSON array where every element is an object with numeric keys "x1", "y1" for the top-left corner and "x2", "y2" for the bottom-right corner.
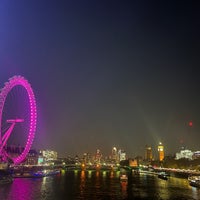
[{"x1": 0, "y1": 75, "x2": 37, "y2": 164}]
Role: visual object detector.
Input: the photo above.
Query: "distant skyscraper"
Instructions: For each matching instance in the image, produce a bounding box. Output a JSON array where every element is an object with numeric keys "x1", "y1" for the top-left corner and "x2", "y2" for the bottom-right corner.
[
  {"x1": 112, "y1": 147, "x2": 118, "y2": 161},
  {"x1": 158, "y1": 142, "x2": 164, "y2": 161},
  {"x1": 95, "y1": 149, "x2": 102, "y2": 163},
  {"x1": 145, "y1": 145, "x2": 153, "y2": 161},
  {"x1": 118, "y1": 149, "x2": 126, "y2": 161},
  {"x1": 83, "y1": 152, "x2": 91, "y2": 164}
]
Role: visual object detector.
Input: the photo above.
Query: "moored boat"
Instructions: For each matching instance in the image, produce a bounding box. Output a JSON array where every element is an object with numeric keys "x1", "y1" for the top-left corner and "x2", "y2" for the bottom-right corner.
[
  {"x1": 45, "y1": 169, "x2": 60, "y2": 176},
  {"x1": 13, "y1": 171, "x2": 45, "y2": 178},
  {"x1": 13, "y1": 169, "x2": 60, "y2": 178},
  {"x1": 188, "y1": 175, "x2": 200, "y2": 188},
  {"x1": 158, "y1": 172, "x2": 168, "y2": 180}
]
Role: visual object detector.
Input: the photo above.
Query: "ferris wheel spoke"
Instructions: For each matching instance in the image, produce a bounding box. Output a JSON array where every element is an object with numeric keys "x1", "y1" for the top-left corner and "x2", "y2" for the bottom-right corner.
[
  {"x1": 0, "y1": 123, "x2": 15, "y2": 153},
  {"x1": 2, "y1": 122, "x2": 15, "y2": 142}
]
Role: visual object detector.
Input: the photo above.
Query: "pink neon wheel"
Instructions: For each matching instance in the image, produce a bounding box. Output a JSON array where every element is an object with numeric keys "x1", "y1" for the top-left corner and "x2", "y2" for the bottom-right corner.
[{"x1": 0, "y1": 75, "x2": 37, "y2": 164}]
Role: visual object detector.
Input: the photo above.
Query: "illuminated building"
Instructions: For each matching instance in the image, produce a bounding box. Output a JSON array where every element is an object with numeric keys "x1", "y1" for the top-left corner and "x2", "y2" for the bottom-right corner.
[
  {"x1": 95, "y1": 149, "x2": 102, "y2": 164},
  {"x1": 82, "y1": 152, "x2": 91, "y2": 164},
  {"x1": 40, "y1": 149, "x2": 58, "y2": 161},
  {"x1": 129, "y1": 159, "x2": 138, "y2": 167},
  {"x1": 26, "y1": 149, "x2": 39, "y2": 165},
  {"x1": 158, "y1": 142, "x2": 164, "y2": 161},
  {"x1": 176, "y1": 149, "x2": 193, "y2": 160},
  {"x1": 118, "y1": 149, "x2": 126, "y2": 161},
  {"x1": 111, "y1": 147, "x2": 126, "y2": 163},
  {"x1": 74, "y1": 155, "x2": 80, "y2": 164},
  {"x1": 112, "y1": 147, "x2": 118, "y2": 161},
  {"x1": 145, "y1": 145, "x2": 153, "y2": 161}
]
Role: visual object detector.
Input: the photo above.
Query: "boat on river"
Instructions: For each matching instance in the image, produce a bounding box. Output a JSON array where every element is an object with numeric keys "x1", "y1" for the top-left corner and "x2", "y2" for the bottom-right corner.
[
  {"x1": 158, "y1": 172, "x2": 169, "y2": 180},
  {"x1": 45, "y1": 169, "x2": 60, "y2": 176},
  {"x1": 13, "y1": 171, "x2": 45, "y2": 178},
  {"x1": 13, "y1": 169, "x2": 60, "y2": 178},
  {"x1": 188, "y1": 175, "x2": 200, "y2": 188}
]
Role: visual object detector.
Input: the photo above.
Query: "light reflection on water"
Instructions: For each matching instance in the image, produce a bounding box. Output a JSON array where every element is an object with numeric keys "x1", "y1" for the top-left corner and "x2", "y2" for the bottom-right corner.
[
  {"x1": 0, "y1": 178, "x2": 42, "y2": 200},
  {"x1": 0, "y1": 171, "x2": 199, "y2": 200}
]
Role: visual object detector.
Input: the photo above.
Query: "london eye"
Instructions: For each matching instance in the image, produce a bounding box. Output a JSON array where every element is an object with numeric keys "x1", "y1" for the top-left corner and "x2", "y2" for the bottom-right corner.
[{"x1": 0, "y1": 76, "x2": 37, "y2": 165}]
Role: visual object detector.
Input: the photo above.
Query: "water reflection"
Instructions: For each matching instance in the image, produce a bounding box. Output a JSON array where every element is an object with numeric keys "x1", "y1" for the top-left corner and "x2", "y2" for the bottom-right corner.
[
  {"x1": 0, "y1": 171, "x2": 200, "y2": 200},
  {"x1": 88, "y1": 170, "x2": 92, "y2": 178},
  {"x1": 102, "y1": 170, "x2": 107, "y2": 178},
  {"x1": 79, "y1": 170, "x2": 86, "y2": 198},
  {"x1": 110, "y1": 171, "x2": 114, "y2": 178},
  {"x1": 156, "y1": 178, "x2": 170, "y2": 200},
  {"x1": 6, "y1": 178, "x2": 42, "y2": 200},
  {"x1": 120, "y1": 180, "x2": 128, "y2": 199},
  {"x1": 40, "y1": 177, "x2": 55, "y2": 200},
  {"x1": 191, "y1": 186, "x2": 199, "y2": 200}
]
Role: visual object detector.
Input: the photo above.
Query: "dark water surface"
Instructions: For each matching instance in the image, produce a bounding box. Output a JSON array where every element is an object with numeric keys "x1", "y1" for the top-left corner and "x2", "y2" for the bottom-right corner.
[{"x1": 0, "y1": 170, "x2": 200, "y2": 200}]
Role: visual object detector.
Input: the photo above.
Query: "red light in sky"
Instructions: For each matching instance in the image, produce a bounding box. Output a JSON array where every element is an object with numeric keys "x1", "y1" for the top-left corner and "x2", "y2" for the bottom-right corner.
[{"x1": 189, "y1": 121, "x2": 193, "y2": 127}]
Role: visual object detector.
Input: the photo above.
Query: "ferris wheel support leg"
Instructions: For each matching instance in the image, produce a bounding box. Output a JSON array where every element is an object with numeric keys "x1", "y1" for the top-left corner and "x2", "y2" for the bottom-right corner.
[{"x1": 0, "y1": 122, "x2": 16, "y2": 154}]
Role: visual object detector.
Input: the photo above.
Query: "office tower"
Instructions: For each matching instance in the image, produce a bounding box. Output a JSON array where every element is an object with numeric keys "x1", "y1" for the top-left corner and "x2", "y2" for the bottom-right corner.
[{"x1": 145, "y1": 145, "x2": 153, "y2": 161}]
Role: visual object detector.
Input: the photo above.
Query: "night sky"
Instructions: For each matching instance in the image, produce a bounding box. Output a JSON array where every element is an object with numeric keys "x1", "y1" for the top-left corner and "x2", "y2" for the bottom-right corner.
[{"x1": 0, "y1": 1, "x2": 200, "y2": 158}]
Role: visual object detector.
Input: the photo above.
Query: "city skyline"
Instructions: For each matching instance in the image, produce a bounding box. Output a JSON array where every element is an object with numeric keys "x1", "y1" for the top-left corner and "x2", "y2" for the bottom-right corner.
[{"x1": 0, "y1": 1, "x2": 200, "y2": 157}]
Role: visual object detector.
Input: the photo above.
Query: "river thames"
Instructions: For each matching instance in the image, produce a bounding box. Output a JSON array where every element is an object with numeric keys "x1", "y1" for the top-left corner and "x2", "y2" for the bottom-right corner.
[{"x1": 0, "y1": 170, "x2": 200, "y2": 200}]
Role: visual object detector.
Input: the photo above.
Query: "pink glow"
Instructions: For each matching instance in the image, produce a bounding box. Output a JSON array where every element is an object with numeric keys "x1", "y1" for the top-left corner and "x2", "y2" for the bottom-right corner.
[{"x1": 0, "y1": 75, "x2": 37, "y2": 164}]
